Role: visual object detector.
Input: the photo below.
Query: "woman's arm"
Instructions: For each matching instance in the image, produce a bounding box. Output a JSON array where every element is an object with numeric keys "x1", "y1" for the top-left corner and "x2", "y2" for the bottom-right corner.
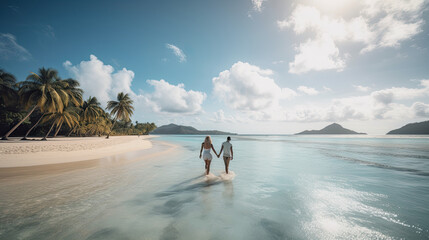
[
  {"x1": 199, "y1": 143, "x2": 203, "y2": 158},
  {"x1": 230, "y1": 146, "x2": 233, "y2": 160},
  {"x1": 211, "y1": 144, "x2": 218, "y2": 156}
]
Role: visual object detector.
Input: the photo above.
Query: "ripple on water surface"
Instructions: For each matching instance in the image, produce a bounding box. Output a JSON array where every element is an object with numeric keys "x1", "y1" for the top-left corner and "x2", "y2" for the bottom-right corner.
[{"x1": 0, "y1": 136, "x2": 428, "y2": 239}]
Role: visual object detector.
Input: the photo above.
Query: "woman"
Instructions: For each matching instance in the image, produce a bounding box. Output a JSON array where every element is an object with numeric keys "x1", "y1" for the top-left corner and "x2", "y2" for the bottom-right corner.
[{"x1": 199, "y1": 136, "x2": 218, "y2": 175}]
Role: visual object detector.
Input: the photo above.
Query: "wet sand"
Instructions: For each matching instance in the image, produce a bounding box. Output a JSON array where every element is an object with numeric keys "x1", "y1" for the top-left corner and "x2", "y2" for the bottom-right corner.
[
  {"x1": 0, "y1": 139, "x2": 181, "y2": 239},
  {"x1": 0, "y1": 136, "x2": 157, "y2": 168},
  {"x1": 0, "y1": 139, "x2": 178, "y2": 180}
]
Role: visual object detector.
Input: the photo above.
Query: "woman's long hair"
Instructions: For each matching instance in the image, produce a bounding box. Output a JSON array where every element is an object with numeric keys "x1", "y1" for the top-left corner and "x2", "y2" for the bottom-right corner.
[{"x1": 203, "y1": 136, "x2": 212, "y2": 148}]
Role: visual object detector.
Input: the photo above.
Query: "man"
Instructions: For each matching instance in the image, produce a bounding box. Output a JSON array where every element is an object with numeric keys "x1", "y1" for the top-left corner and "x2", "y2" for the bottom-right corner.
[{"x1": 217, "y1": 136, "x2": 233, "y2": 174}]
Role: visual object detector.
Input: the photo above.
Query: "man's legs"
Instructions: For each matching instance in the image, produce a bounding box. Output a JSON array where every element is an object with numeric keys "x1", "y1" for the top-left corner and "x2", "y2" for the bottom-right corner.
[{"x1": 223, "y1": 156, "x2": 231, "y2": 174}]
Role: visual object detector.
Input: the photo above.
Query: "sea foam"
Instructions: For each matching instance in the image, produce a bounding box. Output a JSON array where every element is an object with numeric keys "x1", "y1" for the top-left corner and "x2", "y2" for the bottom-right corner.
[{"x1": 220, "y1": 171, "x2": 236, "y2": 181}]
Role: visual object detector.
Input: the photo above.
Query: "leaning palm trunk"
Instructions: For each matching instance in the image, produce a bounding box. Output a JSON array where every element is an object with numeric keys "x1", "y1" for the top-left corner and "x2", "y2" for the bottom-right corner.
[
  {"x1": 106, "y1": 117, "x2": 118, "y2": 139},
  {"x1": 42, "y1": 122, "x2": 56, "y2": 141},
  {"x1": 22, "y1": 113, "x2": 46, "y2": 140},
  {"x1": 53, "y1": 122, "x2": 63, "y2": 137},
  {"x1": 2, "y1": 105, "x2": 38, "y2": 140},
  {"x1": 67, "y1": 125, "x2": 78, "y2": 137}
]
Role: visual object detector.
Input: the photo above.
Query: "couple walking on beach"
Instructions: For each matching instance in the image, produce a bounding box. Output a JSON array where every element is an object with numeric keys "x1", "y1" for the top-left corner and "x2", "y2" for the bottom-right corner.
[{"x1": 199, "y1": 136, "x2": 233, "y2": 175}]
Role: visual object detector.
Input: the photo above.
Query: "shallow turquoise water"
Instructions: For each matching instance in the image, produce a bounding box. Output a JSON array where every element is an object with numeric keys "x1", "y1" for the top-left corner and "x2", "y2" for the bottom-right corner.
[{"x1": 1, "y1": 135, "x2": 428, "y2": 239}]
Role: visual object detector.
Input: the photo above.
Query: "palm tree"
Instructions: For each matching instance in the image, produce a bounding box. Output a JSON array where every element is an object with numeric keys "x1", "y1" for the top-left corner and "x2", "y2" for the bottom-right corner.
[
  {"x1": 50, "y1": 78, "x2": 83, "y2": 138},
  {"x1": 141, "y1": 122, "x2": 156, "y2": 135},
  {"x1": 87, "y1": 115, "x2": 111, "y2": 137},
  {"x1": 67, "y1": 121, "x2": 81, "y2": 137},
  {"x1": 20, "y1": 74, "x2": 82, "y2": 140},
  {"x1": 53, "y1": 107, "x2": 80, "y2": 137},
  {"x1": 67, "y1": 96, "x2": 102, "y2": 136},
  {"x1": 42, "y1": 77, "x2": 83, "y2": 139},
  {"x1": 41, "y1": 106, "x2": 79, "y2": 140},
  {"x1": 21, "y1": 111, "x2": 46, "y2": 140},
  {"x1": 148, "y1": 122, "x2": 157, "y2": 134},
  {"x1": 75, "y1": 124, "x2": 88, "y2": 137},
  {"x1": 62, "y1": 78, "x2": 83, "y2": 107},
  {"x1": 0, "y1": 69, "x2": 18, "y2": 106},
  {"x1": 82, "y1": 96, "x2": 103, "y2": 122},
  {"x1": 1, "y1": 68, "x2": 68, "y2": 140},
  {"x1": 106, "y1": 92, "x2": 134, "y2": 139}
]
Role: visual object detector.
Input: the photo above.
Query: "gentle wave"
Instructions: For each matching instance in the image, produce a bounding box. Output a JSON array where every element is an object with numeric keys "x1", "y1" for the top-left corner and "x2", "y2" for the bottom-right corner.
[
  {"x1": 234, "y1": 136, "x2": 429, "y2": 154},
  {"x1": 324, "y1": 151, "x2": 429, "y2": 177}
]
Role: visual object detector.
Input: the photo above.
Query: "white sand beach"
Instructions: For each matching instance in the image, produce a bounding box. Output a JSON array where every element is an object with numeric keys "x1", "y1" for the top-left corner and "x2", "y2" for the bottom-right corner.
[{"x1": 0, "y1": 136, "x2": 160, "y2": 168}]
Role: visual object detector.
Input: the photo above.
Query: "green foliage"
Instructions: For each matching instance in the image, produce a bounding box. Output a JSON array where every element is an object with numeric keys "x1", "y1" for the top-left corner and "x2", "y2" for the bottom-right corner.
[
  {"x1": 20, "y1": 68, "x2": 70, "y2": 112},
  {"x1": 82, "y1": 96, "x2": 103, "y2": 122},
  {"x1": 42, "y1": 106, "x2": 80, "y2": 128},
  {"x1": 0, "y1": 105, "x2": 30, "y2": 125},
  {"x1": 105, "y1": 92, "x2": 135, "y2": 138},
  {"x1": 110, "y1": 121, "x2": 157, "y2": 136},
  {"x1": 1, "y1": 69, "x2": 156, "y2": 138},
  {"x1": 106, "y1": 92, "x2": 134, "y2": 122},
  {"x1": 0, "y1": 69, "x2": 19, "y2": 106}
]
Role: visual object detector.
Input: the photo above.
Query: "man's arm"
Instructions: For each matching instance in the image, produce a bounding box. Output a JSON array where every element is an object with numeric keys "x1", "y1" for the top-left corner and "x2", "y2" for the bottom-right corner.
[
  {"x1": 218, "y1": 145, "x2": 224, "y2": 158},
  {"x1": 230, "y1": 146, "x2": 233, "y2": 160}
]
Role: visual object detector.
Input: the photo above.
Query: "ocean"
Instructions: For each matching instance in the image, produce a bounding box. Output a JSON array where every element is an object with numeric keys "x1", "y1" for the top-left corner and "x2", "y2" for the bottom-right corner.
[{"x1": 1, "y1": 135, "x2": 428, "y2": 239}]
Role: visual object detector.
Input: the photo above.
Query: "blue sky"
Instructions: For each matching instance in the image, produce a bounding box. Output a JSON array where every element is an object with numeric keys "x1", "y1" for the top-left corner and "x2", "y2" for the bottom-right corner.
[{"x1": 1, "y1": 0, "x2": 429, "y2": 134}]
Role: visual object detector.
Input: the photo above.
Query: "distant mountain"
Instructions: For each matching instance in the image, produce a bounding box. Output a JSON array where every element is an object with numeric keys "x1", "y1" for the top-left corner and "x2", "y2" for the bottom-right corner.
[
  {"x1": 296, "y1": 123, "x2": 366, "y2": 135},
  {"x1": 150, "y1": 123, "x2": 236, "y2": 135},
  {"x1": 387, "y1": 121, "x2": 429, "y2": 134}
]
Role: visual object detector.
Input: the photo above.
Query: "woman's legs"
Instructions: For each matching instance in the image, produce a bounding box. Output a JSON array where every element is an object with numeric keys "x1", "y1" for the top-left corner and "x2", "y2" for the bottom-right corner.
[{"x1": 204, "y1": 160, "x2": 211, "y2": 175}]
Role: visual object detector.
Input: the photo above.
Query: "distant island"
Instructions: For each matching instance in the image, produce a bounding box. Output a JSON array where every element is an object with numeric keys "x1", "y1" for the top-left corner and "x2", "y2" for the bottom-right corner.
[
  {"x1": 387, "y1": 120, "x2": 429, "y2": 134},
  {"x1": 150, "y1": 123, "x2": 236, "y2": 135},
  {"x1": 296, "y1": 123, "x2": 366, "y2": 135}
]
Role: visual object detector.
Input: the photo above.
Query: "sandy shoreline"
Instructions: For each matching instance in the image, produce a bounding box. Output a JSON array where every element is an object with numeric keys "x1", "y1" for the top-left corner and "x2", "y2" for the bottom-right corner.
[{"x1": 0, "y1": 136, "x2": 159, "y2": 168}]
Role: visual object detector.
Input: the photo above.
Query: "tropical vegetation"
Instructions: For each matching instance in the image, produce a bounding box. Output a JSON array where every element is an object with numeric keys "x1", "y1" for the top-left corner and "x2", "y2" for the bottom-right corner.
[
  {"x1": 0, "y1": 68, "x2": 156, "y2": 140},
  {"x1": 106, "y1": 92, "x2": 134, "y2": 138}
]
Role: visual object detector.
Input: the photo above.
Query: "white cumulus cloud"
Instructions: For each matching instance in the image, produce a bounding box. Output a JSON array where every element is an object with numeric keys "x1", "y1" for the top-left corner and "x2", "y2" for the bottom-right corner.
[
  {"x1": 371, "y1": 80, "x2": 429, "y2": 105},
  {"x1": 323, "y1": 86, "x2": 332, "y2": 92},
  {"x1": 298, "y1": 86, "x2": 319, "y2": 95},
  {"x1": 0, "y1": 33, "x2": 31, "y2": 61},
  {"x1": 251, "y1": 0, "x2": 266, "y2": 12},
  {"x1": 354, "y1": 85, "x2": 371, "y2": 92},
  {"x1": 278, "y1": 0, "x2": 426, "y2": 73},
  {"x1": 287, "y1": 79, "x2": 429, "y2": 122},
  {"x1": 64, "y1": 55, "x2": 135, "y2": 106},
  {"x1": 212, "y1": 61, "x2": 297, "y2": 112},
  {"x1": 166, "y1": 43, "x2": 186, "y2": 62},
  {"x1": 289, "y1": 35, "x2": 346, "y2": 74},
  {"x1": 112, "y1": 68, "x2": 135, "y2": 96},
  {"x1": 145, "y1": 79, "x2": 206, "y2": 114},
  {"x1": 211, "y1": 109, "x2": 240, "y2": 123},
  {"x1": 412, "y1": 102, "x2": 429, "y2": 117},
  {"x1": 64, "y1": 55, "x2": 207, "y2": 118}
]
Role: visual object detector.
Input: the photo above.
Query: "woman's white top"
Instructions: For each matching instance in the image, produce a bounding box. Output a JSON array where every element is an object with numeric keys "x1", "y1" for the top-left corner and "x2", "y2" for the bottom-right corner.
[{"x1": 202, "y1": 145, "x2": 213, "y2": 160}]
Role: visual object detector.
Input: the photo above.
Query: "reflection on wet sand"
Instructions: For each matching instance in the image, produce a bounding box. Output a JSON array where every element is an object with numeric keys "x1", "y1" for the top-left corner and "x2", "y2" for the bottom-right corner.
[
  {"x1": 155, "y1": 174, "x2": 223, "y2": 198},
  {"x1": 0, "y1": 141, "x2": 179, "y2": 240},
  {"x1": 3, "y1": 134, "x2": 427, "y2": 239},
  {"x1": 223, "y1": 181, "x2": 234, "y2": 204},
  {"x1": 0, "y1": 140, "x2": 177, "y2": 181}
]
